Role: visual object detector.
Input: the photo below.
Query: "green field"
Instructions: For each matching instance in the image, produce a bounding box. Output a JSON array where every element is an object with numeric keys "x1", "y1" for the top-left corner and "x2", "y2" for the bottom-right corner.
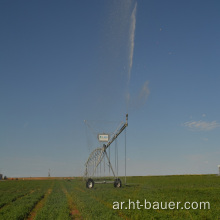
[{"x1": 0, "y1": 175, "x2": 219, "y2": 219}]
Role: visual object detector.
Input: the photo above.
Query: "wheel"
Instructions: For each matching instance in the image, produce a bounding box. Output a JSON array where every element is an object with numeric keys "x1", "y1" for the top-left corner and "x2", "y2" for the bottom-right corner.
[
  {"x1": 86, "y1": 178, "x2": 94, "y2": 189},
  {"x1": 114, "y1": 178, "x2": 122, "y2": 188}
]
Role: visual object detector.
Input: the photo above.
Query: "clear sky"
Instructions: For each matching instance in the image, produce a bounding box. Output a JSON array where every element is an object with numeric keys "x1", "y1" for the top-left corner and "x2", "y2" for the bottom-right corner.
[{"x1": 1, "y1": 0, "x2": 220, "y2": 177}]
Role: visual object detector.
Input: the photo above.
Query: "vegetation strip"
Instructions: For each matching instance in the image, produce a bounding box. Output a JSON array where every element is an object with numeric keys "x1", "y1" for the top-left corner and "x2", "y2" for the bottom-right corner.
[
  {"x1": 0, "y1": 191, "x2": 45, "y2": 219},
  {"x1": 62, "y1": 186, "x2": 82, "y2": 219},
  {"x1": 26, "y1": 188, "x2": 52, "y2": 220},
  {"x1": 0, "y1": 190, "x2": 36, "y2": 211}
]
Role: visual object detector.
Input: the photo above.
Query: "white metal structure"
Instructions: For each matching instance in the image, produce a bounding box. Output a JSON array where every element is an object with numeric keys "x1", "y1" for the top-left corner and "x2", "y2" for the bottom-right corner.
[{"x1": 84, "y1": 114, "x2": 128, "y2": 188}]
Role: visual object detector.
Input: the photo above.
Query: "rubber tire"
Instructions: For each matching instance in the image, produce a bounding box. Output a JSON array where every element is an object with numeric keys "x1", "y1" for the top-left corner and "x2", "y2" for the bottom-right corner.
[
  {"x1": 86, "y1": 178, "x2": 94, "y2": 189},
  {"x1": 114, "y1": 178, "x2": 122, "y2": 188}
]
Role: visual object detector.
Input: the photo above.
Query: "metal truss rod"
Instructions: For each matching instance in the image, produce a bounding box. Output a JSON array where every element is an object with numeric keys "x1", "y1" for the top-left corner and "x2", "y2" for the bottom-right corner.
[{"x1": 104, "y1": 114, "x2": 128, "y2": 151}]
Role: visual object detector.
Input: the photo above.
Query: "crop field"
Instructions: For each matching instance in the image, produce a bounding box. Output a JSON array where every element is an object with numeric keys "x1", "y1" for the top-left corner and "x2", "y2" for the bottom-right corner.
[{"x1": 0, "y1": 175, "x2": 219, "y2": 219}]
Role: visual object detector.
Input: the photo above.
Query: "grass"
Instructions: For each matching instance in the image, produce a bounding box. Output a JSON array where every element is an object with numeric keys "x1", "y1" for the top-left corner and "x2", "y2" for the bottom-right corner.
[{"x1": 0, "y1": 175, "x2": 219, "y2": 219}]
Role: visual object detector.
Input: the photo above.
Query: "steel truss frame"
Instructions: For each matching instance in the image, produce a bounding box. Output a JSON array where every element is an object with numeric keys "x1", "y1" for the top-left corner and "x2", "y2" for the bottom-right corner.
[{"x1": 84, "y1": 114, "x2": 128, "y2": 188}]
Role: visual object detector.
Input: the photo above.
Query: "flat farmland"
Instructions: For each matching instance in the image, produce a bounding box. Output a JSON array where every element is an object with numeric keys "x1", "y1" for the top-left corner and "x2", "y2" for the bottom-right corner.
[{"x1": 0, "y1": 175, "x2": 219, "y2": 219}]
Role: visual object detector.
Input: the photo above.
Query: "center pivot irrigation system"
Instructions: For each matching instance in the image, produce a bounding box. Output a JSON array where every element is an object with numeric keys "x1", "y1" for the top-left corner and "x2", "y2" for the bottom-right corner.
[{"x1": 84, "y1": 114, "x2": 128, "y2": 189}]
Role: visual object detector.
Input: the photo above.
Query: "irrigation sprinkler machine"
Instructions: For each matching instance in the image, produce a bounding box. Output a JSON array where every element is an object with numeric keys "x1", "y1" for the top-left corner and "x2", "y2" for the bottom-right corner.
[{"x1": 84, "y1": 114, "x2": 128, "y2": 189}]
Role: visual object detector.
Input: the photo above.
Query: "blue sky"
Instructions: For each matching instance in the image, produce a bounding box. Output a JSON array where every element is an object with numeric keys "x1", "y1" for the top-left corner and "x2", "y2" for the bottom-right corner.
[{"x1": 1, "y1": 0, "x2": 220, "y2": 177}]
